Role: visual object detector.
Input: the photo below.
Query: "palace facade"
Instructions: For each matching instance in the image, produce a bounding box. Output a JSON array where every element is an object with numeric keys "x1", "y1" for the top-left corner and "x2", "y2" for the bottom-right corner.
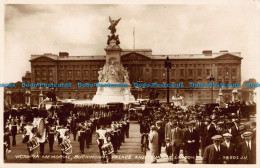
[{"x1": 27, "y1": 49, "x2": 242, "y2": 105}]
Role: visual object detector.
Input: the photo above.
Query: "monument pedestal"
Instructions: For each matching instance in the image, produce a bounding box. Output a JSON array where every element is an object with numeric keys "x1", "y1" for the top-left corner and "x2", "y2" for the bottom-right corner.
[
  {"x1": 92, "y1": 39, "x2": 135, "y2": 105},
  {"x1": 172, "y1": 96, "x2": 183, "y2": 106}
]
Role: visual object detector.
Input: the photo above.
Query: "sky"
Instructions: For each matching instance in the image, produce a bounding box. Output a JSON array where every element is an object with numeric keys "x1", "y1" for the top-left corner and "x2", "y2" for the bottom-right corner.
[{"x1": 3, "y1": 3, "x2": 260, "y2": 83}]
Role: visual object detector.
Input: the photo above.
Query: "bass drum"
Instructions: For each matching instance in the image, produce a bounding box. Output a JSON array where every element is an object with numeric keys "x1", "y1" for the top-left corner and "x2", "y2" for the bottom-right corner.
[{"x1": 34, "y1": 118, "x2": 45, "y2": 138}]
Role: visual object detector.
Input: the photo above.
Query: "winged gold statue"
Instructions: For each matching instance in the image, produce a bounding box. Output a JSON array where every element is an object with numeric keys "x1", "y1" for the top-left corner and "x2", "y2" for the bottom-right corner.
[{"x1": 108, "y1": 16, "x2": 121, "y2": 34}]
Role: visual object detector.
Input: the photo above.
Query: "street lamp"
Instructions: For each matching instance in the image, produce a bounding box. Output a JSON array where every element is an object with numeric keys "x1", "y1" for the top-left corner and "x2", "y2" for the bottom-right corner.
[
  {"x1": 137, "y1": 79, "x2": 143, "y2": 99},
  {"x1": 208, "y1": 75, "x2": 215, "y2": 103},
  {"x1": 164, "y1": 56, "x2": 172, "y2": 104}
]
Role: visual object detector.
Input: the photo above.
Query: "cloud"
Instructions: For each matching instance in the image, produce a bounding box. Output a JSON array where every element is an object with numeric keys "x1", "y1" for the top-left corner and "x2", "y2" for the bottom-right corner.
[{"x1": 4, "y1": 4, "x2": 260, "y2": 83}]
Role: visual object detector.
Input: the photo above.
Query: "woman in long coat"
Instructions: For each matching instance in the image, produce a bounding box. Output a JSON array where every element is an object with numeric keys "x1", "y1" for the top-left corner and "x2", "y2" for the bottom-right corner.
[{"x1": 149, "y1": 125, "x2": 159, "y2": 163}]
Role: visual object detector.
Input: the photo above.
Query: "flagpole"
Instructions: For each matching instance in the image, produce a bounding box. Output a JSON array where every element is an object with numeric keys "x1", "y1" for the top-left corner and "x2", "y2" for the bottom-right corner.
[{"x1": 133, "y1": 27, "x2": 135, "y2": 50}]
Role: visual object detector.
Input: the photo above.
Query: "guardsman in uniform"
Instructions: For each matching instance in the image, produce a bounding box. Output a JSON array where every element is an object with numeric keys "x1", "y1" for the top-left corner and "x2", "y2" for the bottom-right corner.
[
  {"x1": 4, "y1": 127, "x2": 11, "y2": 161},
  {"x1": 56, "y1": 118, "x2": 70, "y2": 163},
  {"x1": 47, "y1": 118, "x2": 55, "y2": 152},
  {"x1": 10, "y1": 117, "x2": 17, "y2": 147},
  {"x1": 237, "y1": 131, "x2": 256, "y2": 164},
  {"x1": 71, "y1": 114, "x2": 78, "y2": 141},
  {"x1": 203, "y1": 135, "x2": 228, "y2": 164},
  {"x1": 78, "y1": 122, "x2": 86, "y2": 154},
  {"x1": 125, "y1": 115, "x2": 130, "y2": 138},
  {"x1": 85, "y1": 120, "x2": 93, "y2": 148},
  {"x1": 96, "y1": 124, "x2": 107, "y2": 163},
  {"x1": 221, "y1": 133, "x2": 237, "y2": 164},
  {"x1": 111, "y1": 121, "x2": 118, "y2": 154},
  {"x1": 23, "y1": 115, "x2": 35, "y2": 163}
]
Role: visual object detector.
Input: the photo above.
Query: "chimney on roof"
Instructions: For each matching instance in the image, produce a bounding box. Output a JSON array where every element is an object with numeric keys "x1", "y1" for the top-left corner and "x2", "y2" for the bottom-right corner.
[
  {"x1": 219, "y1": 50, "x2": 228, "y2": 53},
  {"x1": 202, "y1": 50, "x2": 212, "y2": 56},
  {"x1": 59, "y1": 52, "x2": 69, "y2": 58}
]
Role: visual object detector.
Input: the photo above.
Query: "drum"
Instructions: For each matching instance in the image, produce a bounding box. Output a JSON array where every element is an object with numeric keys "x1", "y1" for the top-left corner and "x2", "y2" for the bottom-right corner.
[
  {"x1": 101, "y1": 142, "x2": 114, "y2": 155},
  {"x1": 60, "y1": 139, "x2": 72, "y2": 155},
  {"x1": 27, "y1": 137, "x2": 39, "y2": 151},
  {"x1": 34, "y1": 118, "x2": 45, "y2": 138}
]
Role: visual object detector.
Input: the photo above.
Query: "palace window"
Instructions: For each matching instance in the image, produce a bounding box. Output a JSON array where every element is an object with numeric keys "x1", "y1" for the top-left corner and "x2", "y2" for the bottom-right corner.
[
  {"x1": 180, "y1": 69, "x2": 184, "y2": 77},
  {"x1": 76, "y1": 70, "x2": 80, "y2": 77},
  {"x1": 218, "y1": 68, "x2": 222, "y2": 76},
  {"x1": 197, "y1": 69, "x2": 202, "y2": 77},
  {"x1": 68, "y1": 70, "x2": 72, "y2": 78},
  {"x1": 188, "y1": 69, "x2": 193, "y2": 76},
  {"x1": 206, "y1": 69, "x2": 211, "y2": 76},
  {"x1": 231, "y1": 68, "x2": 236, "y2": 76},
  {"x1": 85, "y1": 70, "x2": 89, "y2": 77}
]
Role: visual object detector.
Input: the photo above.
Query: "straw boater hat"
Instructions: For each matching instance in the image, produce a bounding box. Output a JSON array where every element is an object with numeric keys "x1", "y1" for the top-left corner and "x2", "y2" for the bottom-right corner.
[
  {"x1": 211, "y1": 135, "x2": 222, "y2": 141},
  {"x1": 242, "y1": 131, "x2": 252, "y2": 137},
  {"x1": 223, "y1": 133, "x2": 232, "y2": 138}
]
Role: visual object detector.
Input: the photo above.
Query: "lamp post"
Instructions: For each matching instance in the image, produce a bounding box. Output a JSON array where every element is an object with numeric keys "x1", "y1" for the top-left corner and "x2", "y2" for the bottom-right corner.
[
  {"x1": 208, "y1": 75, "x2": 215, "y2": 103},
  {"x1": 164, "y1": 56, "x2": 172, "y2": 104}
]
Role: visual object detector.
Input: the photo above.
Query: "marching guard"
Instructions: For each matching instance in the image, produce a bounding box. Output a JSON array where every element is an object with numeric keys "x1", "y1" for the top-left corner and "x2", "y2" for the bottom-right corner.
[
  {"x1": 77, "y1": 119, "x2": 86, "y2": 154},
  {"x1": 56, "y1": 117, "x2": 71, "y2": 163},
  {"x1": 46, "y1": 118, "x2": 55, "y2": 152}
]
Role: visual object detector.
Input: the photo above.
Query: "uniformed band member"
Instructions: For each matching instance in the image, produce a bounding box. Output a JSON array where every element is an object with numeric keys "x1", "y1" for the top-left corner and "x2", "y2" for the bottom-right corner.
[
  {"x1": 22, "y1": 115, "x2": 35, "y2": 163},
  {"x1": 85, "y1": 120, "x2": 93, "y2": 148},
  {"x1": 111, "y1": 121, "x2": 119, "y2": 154},
  {"x1": 4, "y1": 127, "x2": 11, "y2": 161},
  {"x1": 77, "y1": 121, "x2": 86, "y2": 154},
  {"x1": 46, "y1": 118, "x2": 55, "y2": 152},
  {"x1": 56, "y1": 118, "x2": 70, "y2": 163},
  {"x1": 96, "y1": 124, "x2": 108, "y2": 163},
  {"x1": 10, "y1": 117, "x2": 17, "y2": 147}
]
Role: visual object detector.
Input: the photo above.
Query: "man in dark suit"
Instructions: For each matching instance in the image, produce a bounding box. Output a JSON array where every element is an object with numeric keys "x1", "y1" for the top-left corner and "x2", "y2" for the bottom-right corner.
[
  {"x1": 237, "y1": 131, "x2": 256, "y2": 164},
  {"x1": 170, "y1": 121, "x2": 183, "y2": 164},
  {"x1": 203, "y1": 135, "x2": 228, "y2": 164},
  {"x1": 156, "y1": 120, "x2": 165, "y2": 157},
  {"x1": 222, "y1": 121, "x2": 235, "y2": 143},
  {"x1": 195, "y1": 115, "x2": 205, "y2": 155},
  {"x1": 221, "y1": 133, "x2": 237, "y2": 164},
  {"x1": 183, "y1": 121, "x2": 199, "y2": 164},
  {"x1": 202, "y1": 118, "x2": 218, "y2": 156}
]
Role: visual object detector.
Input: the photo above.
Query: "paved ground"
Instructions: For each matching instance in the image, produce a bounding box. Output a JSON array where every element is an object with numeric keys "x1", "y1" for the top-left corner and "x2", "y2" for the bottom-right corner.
[
  {"x1": 4, "y1": 116, "x2": 255, "y2": 164},
  {"x1": 5, "y1": 121, "x2": 145, "y2": 164}
]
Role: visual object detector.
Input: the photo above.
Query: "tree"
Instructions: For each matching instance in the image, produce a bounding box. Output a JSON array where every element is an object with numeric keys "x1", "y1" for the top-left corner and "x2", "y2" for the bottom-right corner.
[{"x1": 241, "y1": 78, "x2": 257, "y2": 91}]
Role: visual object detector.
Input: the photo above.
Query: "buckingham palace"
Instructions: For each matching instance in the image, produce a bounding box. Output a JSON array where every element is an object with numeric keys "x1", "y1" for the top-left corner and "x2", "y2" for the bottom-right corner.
[{"x1": 25, "y1": 49, "x2": 242, "y2": 105}]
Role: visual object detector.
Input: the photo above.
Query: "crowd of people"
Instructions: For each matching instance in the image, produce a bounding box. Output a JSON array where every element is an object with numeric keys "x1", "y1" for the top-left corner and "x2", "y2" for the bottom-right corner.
[
  {"x1": 139, "y1": 103, "x2": 256, "y2": 164},
  {"x1": 3, "y1": 100, "x2": 256, "y2": 164},
  {"x1": 4, "y1": 104, "x2": 130, "y2": 163}
]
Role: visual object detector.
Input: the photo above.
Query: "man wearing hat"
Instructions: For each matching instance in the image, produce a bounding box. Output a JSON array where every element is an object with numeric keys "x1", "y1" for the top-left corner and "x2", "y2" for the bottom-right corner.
[
  {"x1": 237, "y1": 131, "x2": 256, "y2": 164},
  {"x1": 222, "y1": 133, "x2": 237, "y2": 164},
  {"x1": 183, "y1": 121, "x2": 199, "y2": 164},
  {"x1": 149, "y1": 125, "x2": 159, "y2": 163},
  {"x1": 46, "y1": 118, "x2": 55, "y2": 152},
  {"x1": 202, "y1": 135, "x2": 228, "y2": 164},
  {"x1": 170, "y1": 120, "x2": 183, "y2": 164},
  {"x1": 195, "y1": 115, "x2": 205, "y2": 156},
  {"x1": 156, "y1": 120, "x2": 164, "y2": 157},
  {"x1": 222, "y1": 121, "x2": 235, "y2": 143},
  {"x1": 202, "y1": 118, "x2": 217, "y2": 156},
  {"x1": 165, "y1": 116, "x2": 173, "y2": 139}
]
